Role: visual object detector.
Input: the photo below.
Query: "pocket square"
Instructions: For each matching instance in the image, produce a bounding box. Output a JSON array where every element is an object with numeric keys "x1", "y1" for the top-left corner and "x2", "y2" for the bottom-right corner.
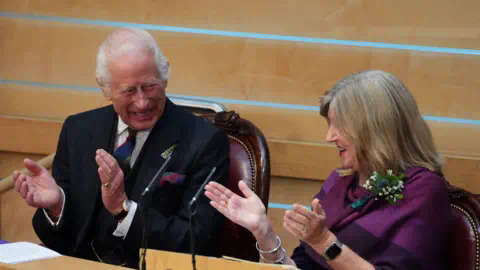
[{"x1": 158, "y1": 172, "x2": 185, "y2": 187}]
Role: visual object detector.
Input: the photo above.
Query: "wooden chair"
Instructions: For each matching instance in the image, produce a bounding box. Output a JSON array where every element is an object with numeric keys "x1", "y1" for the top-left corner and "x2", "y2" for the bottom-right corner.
[
  {"x1": 172, "y1": 97, "x2": 271, "y2": 261},
  {"x1": 201, "y1": 111, "x2": 271, "y2": 262},
  {"x1": 449, "y1": 185, "x2": 480, "y2": 270}
]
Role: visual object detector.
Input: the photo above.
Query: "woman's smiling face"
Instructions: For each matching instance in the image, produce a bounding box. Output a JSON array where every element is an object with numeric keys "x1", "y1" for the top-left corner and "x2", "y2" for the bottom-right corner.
[{"x1": 325, "y1": 108, "x2": 359, "y2": 172}]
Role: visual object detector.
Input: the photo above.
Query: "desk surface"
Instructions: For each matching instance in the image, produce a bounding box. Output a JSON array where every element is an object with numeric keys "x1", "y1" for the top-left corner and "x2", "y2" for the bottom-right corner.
[
  {"x1": 0, "y1": 256, "x2": 128, "y2": 270},
  {"x1": 1, "y1": 249, "x2": 295, "y2": 270}
]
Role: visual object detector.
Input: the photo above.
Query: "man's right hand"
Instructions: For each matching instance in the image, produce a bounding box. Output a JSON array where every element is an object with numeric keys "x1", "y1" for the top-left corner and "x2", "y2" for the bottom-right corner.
[{"x1": 13, "y1": 158, "x2": 63, "y2": 215}]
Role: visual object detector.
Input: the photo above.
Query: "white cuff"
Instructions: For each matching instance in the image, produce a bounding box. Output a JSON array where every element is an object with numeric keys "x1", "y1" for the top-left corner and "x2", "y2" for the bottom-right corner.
[
  {"x1": 43, "y1": 188, "x2": 66, "y2": 228},
  {"x1": 113, "y1": 201, "x2": 138, "y2": 239}
]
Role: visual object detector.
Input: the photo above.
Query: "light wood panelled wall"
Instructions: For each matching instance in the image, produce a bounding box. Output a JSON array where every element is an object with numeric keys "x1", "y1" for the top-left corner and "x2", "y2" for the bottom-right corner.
[
  {"x1": 4, "y1": 84, "x2": 480, "y2": 157},
  {"x1": 0, "y1": 188, "x2": 42, "y2": 244},
  {"x1": 1, "y1": 1, "x2": 479, "y2": 184},
  {"x1": 2, "y1": 18, "x2": 480, "y2": 120},
  {"x1": 0, "y1": 152, "x2": 44, "y2": 243},
  {"x1": 1, "y1": 0, "x2": 480, "y2": 256},
  {"x1": 0, "y1": 114, "x2": 479, "y2": 193},
  {"x1": 2, "y1": 86, "x2": 480, "y2": 182},
  {"x1": 3, "y1": 0, "x2": 480, "y2": 49}
]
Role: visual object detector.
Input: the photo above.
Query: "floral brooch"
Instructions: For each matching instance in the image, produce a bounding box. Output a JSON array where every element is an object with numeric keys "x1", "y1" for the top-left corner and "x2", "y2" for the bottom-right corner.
[{"x1": 351, "y1": 170, "x2": 405, "y2": 210}]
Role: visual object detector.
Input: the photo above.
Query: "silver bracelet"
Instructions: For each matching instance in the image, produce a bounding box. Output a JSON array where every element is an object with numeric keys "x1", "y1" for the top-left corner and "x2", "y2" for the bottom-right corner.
[
  {"x1": 259, "y1": 247, "x2": 287, "y2": 264},
  {"x1": 255, "y1": 236, "x2": 281, "y2": 254}
]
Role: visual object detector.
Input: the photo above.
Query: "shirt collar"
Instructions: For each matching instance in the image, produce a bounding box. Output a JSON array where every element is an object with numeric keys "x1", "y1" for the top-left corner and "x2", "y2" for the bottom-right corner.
[
  {"x1": 117, "y1": 117, "x2": 152, "y2": 135},
  {"x1": 117, "y1": 117, "x2": 129, "y2": 135}
]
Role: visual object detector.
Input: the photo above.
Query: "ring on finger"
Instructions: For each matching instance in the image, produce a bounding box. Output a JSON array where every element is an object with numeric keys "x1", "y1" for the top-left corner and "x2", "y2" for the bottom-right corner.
[{"x1": 103, "y1": 182, "x2": 111, "y2": 188}]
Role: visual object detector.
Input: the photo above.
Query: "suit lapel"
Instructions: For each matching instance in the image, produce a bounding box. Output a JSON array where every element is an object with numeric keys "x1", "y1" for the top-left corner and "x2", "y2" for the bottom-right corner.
[
  {"x1": 93, "y1": 109, "x2": 116, "y2": 147},
  {"x1": 76, "y1": 106, "x2": 117, "y2": 247},
  {"x1": 86, "y1": 105, "x2": 117, "y2": 186},
  {"x1": 130, "y1": 99, "x2": 181, "y2": 201}
]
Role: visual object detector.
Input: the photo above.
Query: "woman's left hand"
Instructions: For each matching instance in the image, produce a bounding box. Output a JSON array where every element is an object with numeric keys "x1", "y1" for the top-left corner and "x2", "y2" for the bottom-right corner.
[{"x1": 283, "y1": 198, "x2": 333, "y2": 247}]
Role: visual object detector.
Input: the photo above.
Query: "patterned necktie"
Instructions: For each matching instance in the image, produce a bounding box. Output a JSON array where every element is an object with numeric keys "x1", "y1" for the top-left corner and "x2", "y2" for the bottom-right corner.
[{"x1": 113, "y1": 128, "x2": 137, "y2": 173}]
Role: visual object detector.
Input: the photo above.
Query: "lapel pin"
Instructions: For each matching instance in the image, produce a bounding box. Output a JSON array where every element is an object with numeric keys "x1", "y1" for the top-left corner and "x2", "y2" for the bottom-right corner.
[{"x1": 161, "y1": 144, "x2": 177, "y2": 159}]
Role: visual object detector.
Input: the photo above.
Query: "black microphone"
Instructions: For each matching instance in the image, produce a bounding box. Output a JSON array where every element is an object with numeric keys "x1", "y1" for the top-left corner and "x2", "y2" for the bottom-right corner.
[
  {"x1": 141, "y1": 155, "x2": 172, "y2": 197},
  {"x1": 139, "y1": 154, "x2": 174, "y2": 270},
  {"x1": 188, "y1": 166, "x2": 216, "y2": 270},
  {"x1": 189, "y1": 167, "x2": 217, "y2": 209}
]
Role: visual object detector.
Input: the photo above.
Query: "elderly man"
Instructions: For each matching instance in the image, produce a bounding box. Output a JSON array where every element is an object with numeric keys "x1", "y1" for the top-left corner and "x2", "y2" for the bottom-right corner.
[{"x1": 13, "y1": 28, "x2": 230, "y2": 268}]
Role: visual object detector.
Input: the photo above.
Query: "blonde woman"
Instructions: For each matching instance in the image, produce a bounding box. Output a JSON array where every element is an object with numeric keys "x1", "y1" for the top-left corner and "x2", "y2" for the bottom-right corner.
[{"x1": 205, "y1": 70, "x2": 451, "y2": 270}]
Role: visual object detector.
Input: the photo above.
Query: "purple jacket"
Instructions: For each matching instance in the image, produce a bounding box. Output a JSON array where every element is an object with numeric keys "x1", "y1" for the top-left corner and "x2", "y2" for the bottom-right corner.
[{"x1": 292, "y1": 167, "x2": 452, "y2": 270}]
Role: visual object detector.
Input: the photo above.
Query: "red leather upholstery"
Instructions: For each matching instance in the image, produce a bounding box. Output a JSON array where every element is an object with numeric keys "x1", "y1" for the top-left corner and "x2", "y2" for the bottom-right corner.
[
  {"x1": 202, "y1": 111, "x2": 271, "y2": 261},
  {"x1": 449, "y1": 185, "x2": 480, "y2": 270}
]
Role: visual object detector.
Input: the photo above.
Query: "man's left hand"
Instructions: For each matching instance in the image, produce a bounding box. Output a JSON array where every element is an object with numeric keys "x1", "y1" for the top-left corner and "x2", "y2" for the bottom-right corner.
[{"x1": 95, "y1": 149, "x2": 127, "y2": 215}]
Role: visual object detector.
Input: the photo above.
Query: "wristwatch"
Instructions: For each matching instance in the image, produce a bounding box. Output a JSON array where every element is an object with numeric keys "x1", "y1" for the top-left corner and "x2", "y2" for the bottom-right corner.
[
  {"x1": 321, "y1": 239, "x2": 344, "y2": 261},
  {"x1": 114, "y1": 199, "x2": 132, "y2": 221}
]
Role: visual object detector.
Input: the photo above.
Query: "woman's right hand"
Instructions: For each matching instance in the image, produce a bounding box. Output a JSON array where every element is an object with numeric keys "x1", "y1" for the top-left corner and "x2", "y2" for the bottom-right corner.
[{"x1": 205, "y1": 180, "x2": 270, "y2": 238}]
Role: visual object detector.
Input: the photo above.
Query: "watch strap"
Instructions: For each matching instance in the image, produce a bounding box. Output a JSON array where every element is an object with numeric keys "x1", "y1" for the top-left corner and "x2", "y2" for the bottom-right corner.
[{"x1": 113, "y1": 199, "x2": 130, "y2": 221}]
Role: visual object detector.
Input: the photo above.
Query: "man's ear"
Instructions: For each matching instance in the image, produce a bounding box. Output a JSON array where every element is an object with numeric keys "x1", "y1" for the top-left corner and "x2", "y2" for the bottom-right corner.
[
  {"x1": 96, "y1": 77, "x2": 112, "y2": 101},
  {"x1": 159, "y1": 61, "x2": 170, "y2": 84},
  {"x1": 95, "y1": 76, "x2": 103, "y2": 87},
  {"x1": 102, "y1": 88, "x2": 112, "y2": 101}
]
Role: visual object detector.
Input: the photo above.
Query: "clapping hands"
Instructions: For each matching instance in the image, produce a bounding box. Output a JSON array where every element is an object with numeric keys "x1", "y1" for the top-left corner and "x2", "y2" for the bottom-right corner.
[
  {"x1": 205, "y1": 180, "x2": 333, "y2": 249},
  {"x1": 205, "y1": 180, "x2": 271, "y2": 238},
  {"x1": 13, "y1": 159, "x2": 63, "y2": 214},
  {"x1": 95, "y1": 149, "x2": 127, "y2": 215},
  {"x1": 284, "y1": 199, "x2": 333, "y2": 248}
]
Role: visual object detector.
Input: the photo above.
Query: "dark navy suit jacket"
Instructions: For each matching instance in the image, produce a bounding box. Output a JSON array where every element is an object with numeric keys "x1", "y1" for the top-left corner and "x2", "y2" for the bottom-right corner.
[{"x1": 32, "y1": 98, "x2": 230, "y2": 259}]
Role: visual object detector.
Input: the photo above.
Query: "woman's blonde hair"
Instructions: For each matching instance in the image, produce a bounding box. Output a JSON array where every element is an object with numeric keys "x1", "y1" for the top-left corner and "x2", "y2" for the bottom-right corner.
[{"x1": 319, "y1": 70, "x2": 443, "y2": 177}]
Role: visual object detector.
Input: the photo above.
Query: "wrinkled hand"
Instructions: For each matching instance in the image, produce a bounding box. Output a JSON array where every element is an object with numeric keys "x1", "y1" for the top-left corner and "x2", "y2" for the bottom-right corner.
[
  {"x1": 13, "y1": 159, "x2": 62, "y2": 213},
  {"x1": 205, "y1": 180, "x2": 270, "y2": 238},
  {"x1": 95, "y1": 149, "x2": 127, "y2": 215},
  {"x1": 284, "y1": 198, "x2": 333, "y2": 248}
]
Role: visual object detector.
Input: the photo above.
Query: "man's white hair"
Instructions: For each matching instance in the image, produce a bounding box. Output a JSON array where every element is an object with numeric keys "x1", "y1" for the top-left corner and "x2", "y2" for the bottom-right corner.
[{"x1": 96, "y1": 28, "x2": 170, "y2": 96}]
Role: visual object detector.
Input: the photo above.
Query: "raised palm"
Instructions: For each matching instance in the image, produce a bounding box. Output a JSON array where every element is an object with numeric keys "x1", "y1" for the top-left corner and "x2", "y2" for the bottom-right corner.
[
  {"x1": 29, "y1": 173, "x2": 61, "y2": 209},
  {"x1": 205, "y1": 180, "x2": 266, "y2": 234},
  {"x1": 14, "y1": 159, "x2": 62, "y2": 210}
]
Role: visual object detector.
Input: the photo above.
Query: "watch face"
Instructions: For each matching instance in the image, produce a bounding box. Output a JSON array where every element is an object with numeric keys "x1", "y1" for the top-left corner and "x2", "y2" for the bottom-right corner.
[{"x1": 325, "y1": 242, "x2": 342, "y2": 260}]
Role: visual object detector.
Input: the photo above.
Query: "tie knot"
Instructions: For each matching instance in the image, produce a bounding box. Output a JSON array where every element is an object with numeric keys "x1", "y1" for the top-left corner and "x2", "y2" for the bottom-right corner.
[
  {"x1": 127, "y1": 128, "x2": 137, "y2": 137},
  {"x1": 127, "y1": 128, "x2": 137, "y2": 138}
]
